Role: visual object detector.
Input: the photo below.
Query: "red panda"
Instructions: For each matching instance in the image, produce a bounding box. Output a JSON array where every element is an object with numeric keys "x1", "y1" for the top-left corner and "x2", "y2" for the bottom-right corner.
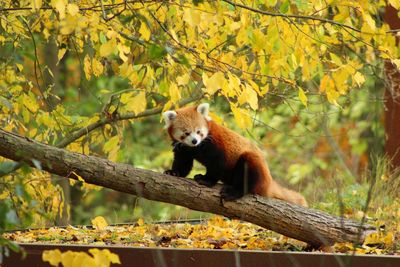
[{"x1": 163, "y1": 103, "x2": 307, "y2": 207}]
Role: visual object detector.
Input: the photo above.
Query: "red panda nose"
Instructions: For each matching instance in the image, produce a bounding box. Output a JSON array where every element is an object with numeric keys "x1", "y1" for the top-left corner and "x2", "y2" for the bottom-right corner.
[{"x1": 192, "y1": 139, "x2": 198, "y2": 145}]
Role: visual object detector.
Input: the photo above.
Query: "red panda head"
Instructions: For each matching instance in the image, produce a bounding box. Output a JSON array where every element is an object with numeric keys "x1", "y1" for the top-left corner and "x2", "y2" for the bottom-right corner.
[{"x1": 163, "y1": 103, "x2": 211, "y2": 147}]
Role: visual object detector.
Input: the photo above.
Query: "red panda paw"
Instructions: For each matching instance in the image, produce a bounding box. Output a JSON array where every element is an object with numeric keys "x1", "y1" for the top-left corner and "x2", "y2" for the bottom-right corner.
[
  {"x1": 194, "y1": 174, "x2": 218, "y2": 187},
  {"x1": 220, "y1": 185, "x2": 243, "y2": 201},
  {"x1": 164, "y1": 170, "x2": 179, "y2": 176}
]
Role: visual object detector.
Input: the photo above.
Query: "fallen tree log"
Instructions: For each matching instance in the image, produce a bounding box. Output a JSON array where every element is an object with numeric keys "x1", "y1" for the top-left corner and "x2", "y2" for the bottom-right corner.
[{"x1": 0, "y1": 129, "x2": 375, "y2": 247}]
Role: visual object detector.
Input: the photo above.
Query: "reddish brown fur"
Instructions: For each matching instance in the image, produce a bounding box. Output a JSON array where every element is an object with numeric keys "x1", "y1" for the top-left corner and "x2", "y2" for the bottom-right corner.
[{"x1": 167, "y1": 105, "x2": 307, "y2": 207}]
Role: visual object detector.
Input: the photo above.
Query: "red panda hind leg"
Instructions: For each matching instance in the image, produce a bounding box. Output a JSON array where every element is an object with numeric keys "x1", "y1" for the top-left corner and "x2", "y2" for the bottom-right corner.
[
  {"x1": 221, "y1": 151, "x2": 308, "y2": 207},
  {"x1": 221, "y1": 152, "x2": 265, "y2": 201}
]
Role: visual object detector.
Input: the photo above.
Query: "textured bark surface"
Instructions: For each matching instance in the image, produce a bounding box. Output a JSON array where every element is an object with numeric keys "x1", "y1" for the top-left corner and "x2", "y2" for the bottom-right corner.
[{"x1": 0, "y1": 129, "x2": 375, "y2": 247}]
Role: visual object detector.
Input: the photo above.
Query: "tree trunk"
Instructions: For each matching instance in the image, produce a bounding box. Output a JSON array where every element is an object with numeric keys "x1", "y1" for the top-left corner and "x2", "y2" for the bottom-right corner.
[
  {"x1": 384, "y1": 5, "x2": 400, "y2": 170},
  {"x1": 0, "y1": 129, "x2": 375, "y2": 247}
]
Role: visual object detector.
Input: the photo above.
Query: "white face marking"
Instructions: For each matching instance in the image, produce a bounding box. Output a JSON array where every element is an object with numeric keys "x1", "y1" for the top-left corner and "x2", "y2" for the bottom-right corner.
[{"x1": 172, "y1": 127, "x2": 209, "y2": 147}]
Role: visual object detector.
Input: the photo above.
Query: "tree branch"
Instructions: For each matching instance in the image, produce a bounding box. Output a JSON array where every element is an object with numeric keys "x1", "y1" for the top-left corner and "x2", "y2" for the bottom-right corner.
[
  {"x1": 0, "y1": 128, "x2": 375, "y2": 247},
  {"x1": 0, "y1": 93, "x2": 204, "y2": 178},
  {"x1": 222, "y1": 0, "x2": 399, "y2": 34},
  {"x1": 222, "y1": 0, "x2": 362, "y2": 33}
]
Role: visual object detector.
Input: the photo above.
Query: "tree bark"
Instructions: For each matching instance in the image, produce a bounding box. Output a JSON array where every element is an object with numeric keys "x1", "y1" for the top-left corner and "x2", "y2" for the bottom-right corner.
[
  {"x1": 384, "y1": 5, "x2": 400, "y2": 170},
  {"x1": 0, "y1": 129, "x2": 375, "y2": 247}
]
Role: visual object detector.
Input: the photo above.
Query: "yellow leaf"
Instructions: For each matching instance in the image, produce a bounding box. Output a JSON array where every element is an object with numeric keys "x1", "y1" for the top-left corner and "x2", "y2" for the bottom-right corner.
[
  {"x1": 238, "y1": 84, "x2": 258, "y2": 110},
  {"x1": 117, "y1": 44, "x2": 130, "y2": 62},
  {"x1": 392, "y1": 59, "x2": 400, "y2": 69},
  {"x1": 83, "y1": 55, "x2": 92, "y2": 80},
  {"x1": 320, "y1": 75, "x2": 331, "y2": 93},
  {"x1": 100, "y1": 39, "x2": 116, "y2": 57},
  {"x1": 104, "y1": 135, "x2": 119, "y2": 153},
  {"x1": 23, "y1": 93, "x2": 39, "y2": 113},
  {"x1": 71, "y1": 171, "x2": 85, "y2": 182},
  {"x1": 61, "y1": 251, "x2": 95, "y2": 267},
  {"x1": 384, "y1": 232, "x2": 394, "y2": 246},
  {"x1": 176, "y1": 74, "x2": 189, "y2": 86},
  {"x1": 91, "y1": 216, "x2": 108, "y2": 230},
  {"x1": 389, "y1": 0, "x2": 400, "y2": 9},
  {"x1": 31, "y1": 0, "x2": 42, "y2": 10},
  {"x1": 42, "y1": 249, "x2": 62, "y2": 267},
  {"x1": 57, "y1": 48, "x2": 66, "y2": 63},
  {"x1": 137, "y1": 218, "x2": 145, "y2": 226},
  {"x1": 67, "y1": 3, "x2": 79, "y2": 16},
  {"x1": 139, "y1": 22, "x2": 151, "y2": 41},
  {"x1": 120, "y1": 92, "x2": 134, "y2": 104},
  {"x1": 92, "y1": 58, "x2": 104, "y2": 77},
  {"x1": 236, "y1": 27, "x2": 248, "y2": 46},
  {"x1": 202, "y1": 72, "x2": 226, "y2": 95},
  {"x1": 330, "y1": 53, "x2": 342, "y2": 66},
  {"x1": 364, "y1": 232, "x2": 381, "y2": 245},
  {"x1": 127, "y1": 91, "x2": 147, "y2": 115},
  {"x1": 169, "y1": 83, "x2": 181, "y2": 104},
  {"x1": 353, "y1": 72, "x2": 365, "y2": 87},
  {"x1": 16, "y1": 63, "x2": 24, "y2": 71},
  {"x1": 363, "y1": 13, "x2": 376, "y2": 30},
  {"x1": 231, "y1": 105, "x2": 251, "y2": 129},
  {"x1": 51, "y1": 0, "x2": 67, "y2": 18},
  {"x1": 298, "y1": 88, "x2": 308, "y2": 107},
  {"x1": 184, "y1": 8, "x2": 201, "y2": 27},
  {"x1": 89, "y1": 249, "x2": 121, "y2": 265},
  {"x1": 0, "y1": 191, "x2": 9, "y2": 200}
]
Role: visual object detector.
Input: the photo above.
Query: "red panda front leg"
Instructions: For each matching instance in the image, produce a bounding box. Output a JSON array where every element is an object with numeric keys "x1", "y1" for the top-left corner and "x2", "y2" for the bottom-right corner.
[
  {"x1": 194, "y1": 145, "x2": 225, "y2": 187},
  {"x1": 165, "y1": 144, "x2": 194, "y2": 177},
  {"x1": 194, "y1": 160, "x2": 224, "y2": 187},
  {"x1": 221, "y1": 152, "x2": 261, "y2": 201}
]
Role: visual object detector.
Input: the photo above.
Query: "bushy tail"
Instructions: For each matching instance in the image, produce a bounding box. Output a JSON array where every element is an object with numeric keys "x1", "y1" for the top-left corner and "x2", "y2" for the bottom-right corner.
[{"x1": 268, "y1": 180, "x2": 308, "y2": 207}]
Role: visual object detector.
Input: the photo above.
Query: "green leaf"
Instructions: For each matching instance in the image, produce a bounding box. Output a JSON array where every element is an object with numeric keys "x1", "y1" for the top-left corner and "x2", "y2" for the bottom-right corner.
[
  {"x1": 148, "y1": 44, "x2": 166, "y2": 60},
  {"x1": 280, "y1": 0, "x2": 290, "y2": 13}
]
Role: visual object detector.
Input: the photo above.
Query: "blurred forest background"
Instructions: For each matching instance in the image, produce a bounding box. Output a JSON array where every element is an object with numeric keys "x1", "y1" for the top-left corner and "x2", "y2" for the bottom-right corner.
[{"x1": 0, "y1": 0, "x2": 400, "y2": 241}]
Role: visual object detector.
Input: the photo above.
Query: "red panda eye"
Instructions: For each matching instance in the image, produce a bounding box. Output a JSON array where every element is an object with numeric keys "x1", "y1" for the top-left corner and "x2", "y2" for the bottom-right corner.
[
  {"x1": 180, "y1": 136, "x2": 185, "y2": 140},
  {"x1": 185, "y1": 132, "x2": 189, "y2": 136},
  {"x1": 197, "y1": 130, "x2": 201, "y2": 134}
]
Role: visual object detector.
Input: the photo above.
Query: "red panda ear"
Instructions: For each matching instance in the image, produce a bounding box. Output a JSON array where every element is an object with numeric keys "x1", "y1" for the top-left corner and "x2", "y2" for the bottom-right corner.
[
  {"x1": 197, "y1": 103, "x2": 211, "y2": 121},
  {"x1": 162, "y1": 111, "x2": 177, "y2": 128}
]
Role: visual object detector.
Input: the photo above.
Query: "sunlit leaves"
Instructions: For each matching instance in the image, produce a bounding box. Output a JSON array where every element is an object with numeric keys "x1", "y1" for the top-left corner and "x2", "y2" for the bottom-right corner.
[
  {"x1": 42, "y1": 248, "x2": 121, "y2": 267},
  {"x1": 99, "y1": 39, "x2": 117, "y2": 58},
  {"x1": 389, "y1": 0, "x2": 400, "y2": 9},
  {"x1": 42, "y1": 249, "x2": 62, "y2": 266},
  {"x1": 298, "y1": 88, "x2": 308, "y2": 108},
  {"x1": 83, "y1": 55, "x2": 92, "y2": 80},
  {"x1": 103, "y1": 135, "x2": 120, "y2": 161},
  {"x1": 67, "y1": 4, "x2": 80, "y2": 17},
  {"x1": 238, "y1": 84, "x2": 258, "y2": 110},
  {"x1": 51, "y1": 0, "x2": 67, "y2": 19},
  {"x1": 91, "y1": 216, "x2": 108, "y2": 230},
  {"x1": 353, "y1": 72, "x2": 366, "y2": 87},
  {"x1": 92, "y1": 58, "x2": 104, "y2": 77},
  {"x1": 168, "y1": 83, "x2": 181, "y2": 104},
  {"x1": 230, "y1": 105, "x2": 251, "y2": 129},
  {"x1": 139, "y1": 22, "x2": 151, "y2": 41},
  {"x1": 121, "y1": 91, "x2": 147, "y2": 114},
  {"x1": 57, "y1": 48, "x2": 67, "y2": 63},
  {"x1": 9, "y1": 217, "x2": 307, "y2": 252},
  {"x1": 31, "y1": 0, "x2": 43, "y2": 10},
  {"x1": 202, "y1": 72, "x2": 226, "y2": 95}
]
